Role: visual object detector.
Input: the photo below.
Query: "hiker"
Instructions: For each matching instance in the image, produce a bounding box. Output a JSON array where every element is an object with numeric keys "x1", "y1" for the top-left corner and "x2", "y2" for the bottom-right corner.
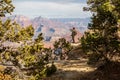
[{"x1": 70, "y1": 27, "x2": 77, "y2": 43}]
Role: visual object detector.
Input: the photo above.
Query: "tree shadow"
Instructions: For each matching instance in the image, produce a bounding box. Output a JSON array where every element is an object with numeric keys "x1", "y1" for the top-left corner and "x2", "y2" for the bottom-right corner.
[
  {"x1": 43, "y1": 70, "x2": 86, "y2": 80},
  {"x1": 43, "y1": 61, "x2": 120, "y2": 80},
  {"x1": 79, "y1": 61, "x2": 120, "y2": 80}
]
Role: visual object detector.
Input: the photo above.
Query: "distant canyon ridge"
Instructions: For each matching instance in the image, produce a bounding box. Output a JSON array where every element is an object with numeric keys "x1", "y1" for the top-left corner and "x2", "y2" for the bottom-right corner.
[{"x1": 2, "y1": 15, "x2": 90, "y2": 42}]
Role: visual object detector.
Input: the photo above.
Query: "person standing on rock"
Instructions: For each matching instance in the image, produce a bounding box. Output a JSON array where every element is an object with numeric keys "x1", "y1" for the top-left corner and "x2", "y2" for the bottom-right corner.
[{"x1": 70, "y1": 27, "x2": 77, "y2": 43}]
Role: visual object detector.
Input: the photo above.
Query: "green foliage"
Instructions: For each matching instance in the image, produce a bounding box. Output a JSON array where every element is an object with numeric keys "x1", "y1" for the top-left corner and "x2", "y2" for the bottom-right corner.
[
  {"x1": 12, "y1": 25, "x2": 34, "y2": 41},
  {"x1": 53, "y1": 38, "x2": 72, "y2": 59},
  {"x1": 0, "y1": 20, "x2": 55, "y2": 79},
  {"x1": 0, "y1": 0, "x2": 56, "y2": 79},
  {"x1": 35, "y1": 33, "x2": 44, "y2": 43},
  {"x1": 54, "y1": 38, "x2": 72, "y2": 50},
  {"x1": 15, "y1": 25, "x2": 34, "y2": 41},
  {"x1": 0, "y1": 0, "x2": 15, "y2": 17},
  {"x1": 101, "y1": 2, "x2": 115, "y2": 12},
  {"x1": 17, "y1": 33, "x2": 56, "y2": 79},
  {"x1": 81, "y1": 0, "x2": 120, "y2": 63},
  {"x1": 0, "y1": 19, "x2": 34, "y2": 42}
]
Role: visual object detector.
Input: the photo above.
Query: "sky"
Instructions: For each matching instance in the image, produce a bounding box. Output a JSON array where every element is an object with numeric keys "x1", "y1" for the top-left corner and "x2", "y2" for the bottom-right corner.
[{"x1": 12, "y1": 0, "x2": 91, "y2": 18}]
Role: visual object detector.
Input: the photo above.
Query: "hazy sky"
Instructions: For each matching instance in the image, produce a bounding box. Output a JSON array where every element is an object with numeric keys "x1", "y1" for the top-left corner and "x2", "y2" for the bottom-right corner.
[{"x1": 12, "y1": 0, "x2": 91, "y2": 18}]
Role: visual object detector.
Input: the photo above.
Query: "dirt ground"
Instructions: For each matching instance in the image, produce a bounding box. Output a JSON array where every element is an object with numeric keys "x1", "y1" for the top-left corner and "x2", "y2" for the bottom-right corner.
[
  {"x1": 45, "y1": 59, "x2": 120, "y2": 80},
  {"x1": 45, "y1": 59, "x2": 96, "y2": 80}
]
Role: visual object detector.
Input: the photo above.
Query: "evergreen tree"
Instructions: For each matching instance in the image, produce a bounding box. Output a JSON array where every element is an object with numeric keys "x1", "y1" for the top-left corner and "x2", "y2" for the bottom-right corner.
[
  {"x1": 0, "y1": 0, "x2": 56, "y2": 79},
  {"x1": 81, "y1": 0, "x2": 120, "y2": 63},
  {"x1": 0, "y1": 0, "x2": 15, "y2": 17},
  {"x1": 53, "y1": 38, "x2": 72, "y2": 60}
]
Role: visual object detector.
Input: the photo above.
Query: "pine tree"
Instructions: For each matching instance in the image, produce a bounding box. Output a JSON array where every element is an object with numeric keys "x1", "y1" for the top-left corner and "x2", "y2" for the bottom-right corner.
[
  {"x1": 81, "y1": 0, "x2": 120, "y2": 63},
  {"x1": 53, "y1": 38, "x2": 72, "y2": 60},
  {"x1": 0, "y1": 0, "x2": 14, "y2": 17},
  {"x1": 0, "y1": 0, "x2": 56, "y2": 79}
]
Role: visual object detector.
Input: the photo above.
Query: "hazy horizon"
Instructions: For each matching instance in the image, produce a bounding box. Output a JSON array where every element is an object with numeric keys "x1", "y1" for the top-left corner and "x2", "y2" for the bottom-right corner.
[{"x1": 12, "y1": 0, "x2": 92, "y2": 18}]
